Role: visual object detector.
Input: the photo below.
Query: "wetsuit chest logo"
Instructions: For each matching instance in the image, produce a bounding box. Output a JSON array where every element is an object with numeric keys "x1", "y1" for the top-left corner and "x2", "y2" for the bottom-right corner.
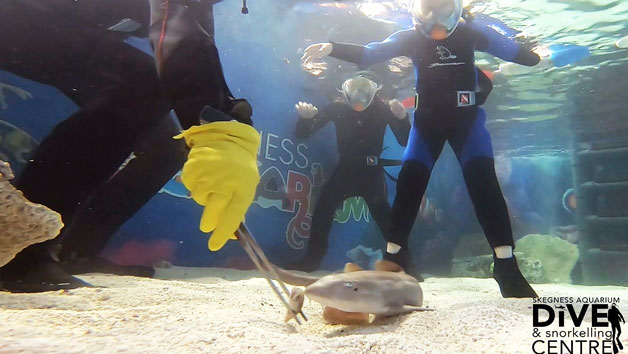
[
  {"x1": 435, "y1": 46, "x2": 457, "y2": 60},
  {"x1": 428, "y1": 45, "x2": 466, "y2": 68}
]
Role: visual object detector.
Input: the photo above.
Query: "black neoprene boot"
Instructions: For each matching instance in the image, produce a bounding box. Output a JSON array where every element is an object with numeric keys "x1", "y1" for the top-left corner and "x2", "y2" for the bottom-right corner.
[
  {"x1": 0, "y1": 259, "x2": 91, "y2": 293},
  {"x1": 58, "y1": 256, "x2": 155, "y2": 277},
  {"x1": 493, "y1": 254, "x2": 538, "y2": 298}
]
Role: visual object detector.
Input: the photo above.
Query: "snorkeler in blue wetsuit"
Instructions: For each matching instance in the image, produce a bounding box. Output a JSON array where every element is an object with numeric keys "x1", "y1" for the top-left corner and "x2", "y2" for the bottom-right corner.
[{"x1": 301, "y1": 0, "x2": 540, "y2": 298}]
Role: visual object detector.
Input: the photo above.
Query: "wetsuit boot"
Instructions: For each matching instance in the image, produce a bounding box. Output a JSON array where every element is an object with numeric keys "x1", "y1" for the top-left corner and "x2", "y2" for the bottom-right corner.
[
  {"x1": 58, "y1": 256, "x2": 155, "y2": 278},
  {"x1": 492, "y1": 253, "x2": 538, "y2": 298}
]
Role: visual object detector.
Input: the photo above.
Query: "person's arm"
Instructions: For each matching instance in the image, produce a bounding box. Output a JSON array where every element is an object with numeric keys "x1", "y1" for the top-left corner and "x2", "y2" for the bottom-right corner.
[
  {"x1": 383, "y1": 98, "x2": 411, "y2": 147},
  {"x1": 470, "y1": 22, "x2": 540, "y2": 66},
  {"x1": 329, "y1": 29, "x2": 417, "y2": 67},
  {"x1": 295, "y1": 103, "x2": 337, "y2": 138},
  {"x1": 149, "y1": 0, "x2": 260, "y2": 252},
  {"x1": 475, "y1": 67, "x2": 493, "y2": 105},
  {"x1": 148, "y1": 0, "x2": 250, "y2": 129}
]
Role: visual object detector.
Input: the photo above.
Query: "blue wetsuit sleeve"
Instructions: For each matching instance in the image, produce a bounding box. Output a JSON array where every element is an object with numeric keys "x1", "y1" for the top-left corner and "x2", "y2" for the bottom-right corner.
[
  {"x1": 470, "y1": 22, "x2": 540, "y2": 66},
  {"x1": 329, "y1": 29, "x2": 416, "y2": 66}
]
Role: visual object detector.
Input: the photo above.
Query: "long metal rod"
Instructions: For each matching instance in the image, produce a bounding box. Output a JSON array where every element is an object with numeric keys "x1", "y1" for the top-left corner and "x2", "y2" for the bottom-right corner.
[{"x1": 236, "y1": 224, "x2": 307, "y2": 323}]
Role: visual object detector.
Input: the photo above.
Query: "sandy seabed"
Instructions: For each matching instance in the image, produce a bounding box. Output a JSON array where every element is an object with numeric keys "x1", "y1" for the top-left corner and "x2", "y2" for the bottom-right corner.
[{"x1": 0, "y1": 266, "x2": 626, "y2": 354}]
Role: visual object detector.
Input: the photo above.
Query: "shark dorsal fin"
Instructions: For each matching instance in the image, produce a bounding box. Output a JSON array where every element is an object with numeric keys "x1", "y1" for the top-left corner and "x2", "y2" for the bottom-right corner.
[
  {"x1": 344, "y1": 263, "x2": 364, "y2": 272},
  {"x1": 374, "y1": 259, "x2": 404, "y2": 273}
]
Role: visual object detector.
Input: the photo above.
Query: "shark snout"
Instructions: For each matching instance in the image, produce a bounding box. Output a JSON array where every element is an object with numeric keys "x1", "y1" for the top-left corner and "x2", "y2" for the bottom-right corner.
[
  {"x1": 304, "y1": 279, "x2": 366, "y2": 313},
  {"x1": 304, "y1": 282, "x2": 326, "y2": 301}
]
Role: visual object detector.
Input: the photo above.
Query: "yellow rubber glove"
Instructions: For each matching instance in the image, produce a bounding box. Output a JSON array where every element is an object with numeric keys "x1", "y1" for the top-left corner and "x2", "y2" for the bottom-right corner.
[{"x1": 174, "y1": 121, "x2": 261, "y2": 251}]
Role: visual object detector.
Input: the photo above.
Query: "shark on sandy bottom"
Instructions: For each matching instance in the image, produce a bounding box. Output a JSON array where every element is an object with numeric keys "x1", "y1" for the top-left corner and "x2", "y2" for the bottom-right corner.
[{"x1": 273, "y1": 260, "x2": 433, "y2": 325}]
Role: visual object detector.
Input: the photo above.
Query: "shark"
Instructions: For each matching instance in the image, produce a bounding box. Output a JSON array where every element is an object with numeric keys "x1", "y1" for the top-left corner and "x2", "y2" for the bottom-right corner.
[{"x1": 274, "y1": 259, "x2": 433, "y2": 324}]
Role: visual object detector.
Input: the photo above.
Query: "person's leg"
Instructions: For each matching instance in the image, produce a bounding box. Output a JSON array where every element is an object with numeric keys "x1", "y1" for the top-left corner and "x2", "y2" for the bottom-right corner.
[
  {"x1": 450, "y1": 107, "x2": 536, "y2": 298},
  {"x1": 1, "y1": 82, "x2": 169, "y2": 292},
  {"x1": 361, "y1": 169, "x2": 429, "y2": 279},
  {"x1": 57, "y1": 113, "x2": 187, "y2": 276},
  {"x1": 290, "y1": 168, "x2": 350, "y2": 272},
  {"x1": 385, "y1": 110, "x2": 446, "y2": 274},
  {"x1": 0, "y1": 2, "x2": 171, "y2": 292},
  {"x1": 360, "y1": 170, "x2": 391, "y2": 245},
  {"x1": 615, "y1": 322, "x2": 623, "y2": 348}
]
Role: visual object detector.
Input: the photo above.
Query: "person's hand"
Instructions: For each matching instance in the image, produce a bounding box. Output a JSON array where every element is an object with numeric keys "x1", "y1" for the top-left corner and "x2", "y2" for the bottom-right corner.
[
  {"x1": 389, "y1": 99, "x2": 407, "y2": 119},
  {"x1": 295, "y1": 101, "x2": 318, "y2": 119},
  {"x1": 301, "y1": 43, "x2": 332, "y2": 63},
  {"x1": 174, "y1": 121, "x2": 261, "y2": 251}
]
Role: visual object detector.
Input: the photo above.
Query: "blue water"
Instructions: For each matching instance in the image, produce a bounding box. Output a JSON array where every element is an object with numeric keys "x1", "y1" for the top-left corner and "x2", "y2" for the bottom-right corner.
[{"x1": 0, "y1": 0, "x2": 626, "y2": 279}]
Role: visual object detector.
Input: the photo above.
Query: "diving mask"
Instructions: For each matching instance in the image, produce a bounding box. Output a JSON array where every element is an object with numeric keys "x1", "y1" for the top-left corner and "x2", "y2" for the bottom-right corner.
[
  {"x1": 342, "y1": 76, "x2": 379, "y2": 111},
  {"x1": 410, "y1": 0, "x2": 463, "y2": 40}
]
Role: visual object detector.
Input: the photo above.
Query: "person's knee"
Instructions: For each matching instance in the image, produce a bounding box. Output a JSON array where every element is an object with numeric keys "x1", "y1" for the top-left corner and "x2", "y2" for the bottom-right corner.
[
  {"x1": 397, "y1": 160, "x2": 430, "y2": 192},
  {"x1": 462, "y1": 156, "x2": 499, "y2": 184}
]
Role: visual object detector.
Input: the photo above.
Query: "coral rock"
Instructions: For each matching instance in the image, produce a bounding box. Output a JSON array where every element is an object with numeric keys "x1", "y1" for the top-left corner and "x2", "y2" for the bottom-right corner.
[
  {"x1": 0, "y1": 161, "x2": 63, "y2": 267},
  {"x1": 514, "y1": 234, "x2": 579, "y2": 284}
]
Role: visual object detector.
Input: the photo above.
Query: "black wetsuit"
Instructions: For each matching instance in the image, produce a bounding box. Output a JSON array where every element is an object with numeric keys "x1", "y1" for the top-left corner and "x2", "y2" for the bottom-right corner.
[
  {"x1": 0, "y1": 0, "x2": 247, "y2": 291},
  {"x1": 329, "y1": 21, "x2": 540, "y2": 297},
  {"x1": 294, "y1": 96, "x2": 410, "y2": 271}
]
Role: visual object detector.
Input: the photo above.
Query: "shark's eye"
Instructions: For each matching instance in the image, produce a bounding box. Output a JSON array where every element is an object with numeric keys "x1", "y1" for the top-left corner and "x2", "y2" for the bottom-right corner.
[{"x1": 353, "y1": 288, "x2": 358, "y2": 292}]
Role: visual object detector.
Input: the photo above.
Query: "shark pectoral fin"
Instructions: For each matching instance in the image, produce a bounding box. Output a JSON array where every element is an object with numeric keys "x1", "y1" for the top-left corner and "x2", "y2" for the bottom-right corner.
[
  {"x1": 344, "y1": 263, "x2": 364, "y2": 272},
  {"x1": 402, "y1": 305, "x2": 435, "y2": 312},
  {"x1": 323, "y1": 306, "x2": 370, "y2": 325},
  {"x1": 374, "y1": 259, "x2": 404, "y2": 273}
]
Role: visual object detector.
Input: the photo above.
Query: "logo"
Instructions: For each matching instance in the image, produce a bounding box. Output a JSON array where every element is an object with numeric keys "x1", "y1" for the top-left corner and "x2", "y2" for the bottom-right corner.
[
  {"x1": 532, "y1": 297, "x2": 625, "y2": 354},
  {"x1": 435, "y1": 45, "x2": 457, "y2": 60},
  {"x1": 456, "y1": 91, "x2": 475, "y2": 107},
  {"x1": 429, "y1": 45, "x2": 464, "y2": 68}
]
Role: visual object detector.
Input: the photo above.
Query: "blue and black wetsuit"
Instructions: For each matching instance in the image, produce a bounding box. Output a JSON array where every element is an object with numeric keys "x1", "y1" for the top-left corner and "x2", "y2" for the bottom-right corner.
[{"x1": 329, "y1": 21, "x2": 539, "y2": 265}]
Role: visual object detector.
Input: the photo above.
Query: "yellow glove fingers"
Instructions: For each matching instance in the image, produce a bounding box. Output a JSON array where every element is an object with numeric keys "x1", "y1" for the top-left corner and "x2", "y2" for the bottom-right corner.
[
  {"x1": 208, "y1": 197, "x2": 252, "y2": 251},
  {"x1": 199, "y1": 193, "x2": 232, "y2": 233}
]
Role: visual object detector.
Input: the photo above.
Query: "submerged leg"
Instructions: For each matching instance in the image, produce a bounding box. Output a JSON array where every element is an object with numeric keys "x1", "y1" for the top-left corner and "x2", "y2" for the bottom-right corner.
[
  {"x1": 290, "y1": 169, "x2": 349, "y2": 272},
  {"x1": 385, "y1": 111, "x2": 446, "y2": 279},
  {"x1": 57, "y1": 114, "x2": 187, "y2": 277},
  {"x1": 451, "y1": 108, "x2": 537, "y2": 298}
]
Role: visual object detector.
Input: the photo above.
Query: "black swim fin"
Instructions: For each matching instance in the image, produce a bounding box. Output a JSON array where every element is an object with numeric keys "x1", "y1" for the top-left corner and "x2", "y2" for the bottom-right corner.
[
  {"x1": 59, "y1": 257, "x2": 154, "y2": 278},
  {"x1": 0, "y1": 260, "x2": 92, "y2": 293}
]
